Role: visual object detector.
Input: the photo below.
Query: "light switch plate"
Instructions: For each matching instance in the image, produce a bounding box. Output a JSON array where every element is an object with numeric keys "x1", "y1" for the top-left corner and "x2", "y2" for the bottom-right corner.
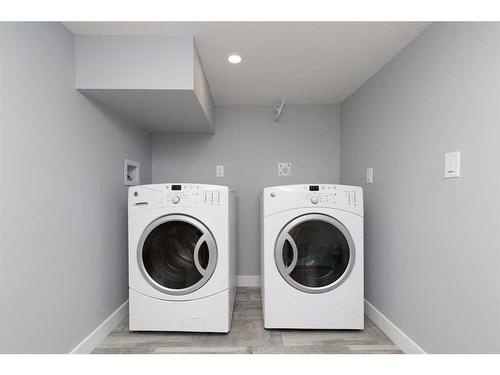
[
  {"x1": 366, "y1": 167, "x2": 373, "y2": 184},
  {"x1": 444, "y1": 151, "x2": 460, "y2": 178},
  {"x1": 216, "y1": 165, "x2": 224, "y2": 177},
  {"x1": 278, "y1": 162, "x2": 292, "y2": 176}
]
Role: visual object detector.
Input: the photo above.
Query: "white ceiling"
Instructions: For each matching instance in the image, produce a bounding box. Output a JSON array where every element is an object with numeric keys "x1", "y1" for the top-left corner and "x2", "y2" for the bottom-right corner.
[{"x1": 64, "y1": 22, "x2": 430, "y2": 105}]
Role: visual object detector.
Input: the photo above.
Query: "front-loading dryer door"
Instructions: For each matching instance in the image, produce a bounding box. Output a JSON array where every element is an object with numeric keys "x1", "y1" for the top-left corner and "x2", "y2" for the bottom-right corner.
[
  {"x1": 275, "y1": 213, "x2": 355, "y2": 294},
  {"x1": 138, "y1": 214, "x2": 218, "y2": 296}
]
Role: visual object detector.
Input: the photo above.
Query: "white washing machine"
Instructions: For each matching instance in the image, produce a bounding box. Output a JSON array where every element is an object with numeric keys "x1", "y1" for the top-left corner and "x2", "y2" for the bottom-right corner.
[
  {"x1": 128, "y1": 183, "x2": 236, "y2": 332},
  {"x1": 261, "y1": 184, "x2": 363, "y2": 329}
]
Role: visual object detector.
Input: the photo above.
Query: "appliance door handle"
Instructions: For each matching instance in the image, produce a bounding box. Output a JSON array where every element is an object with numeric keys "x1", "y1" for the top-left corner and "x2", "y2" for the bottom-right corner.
[
  {"x1": 193, "y1": 235, "x2": 208, "y2": 276},
  {"x1": 285, "y1": 234, "x2": 298, "y2": 274}
]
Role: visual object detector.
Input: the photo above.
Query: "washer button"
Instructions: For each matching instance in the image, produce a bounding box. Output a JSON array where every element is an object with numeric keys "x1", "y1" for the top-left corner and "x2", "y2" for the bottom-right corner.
[
  {"x1": 172, "y1": 195, "x2": 180, "y2": 204},
  {"x1": 311, "y1": 196, "x2": 319, "y2": 204}
]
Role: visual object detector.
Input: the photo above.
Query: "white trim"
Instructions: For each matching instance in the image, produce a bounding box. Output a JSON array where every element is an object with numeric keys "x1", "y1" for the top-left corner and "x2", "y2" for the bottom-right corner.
[
  {"x1": 70, "y1": 300, "x2": 129, "y2": 354},
  {"x1": 237, "y1": 275, "x2": 260, "y2": 287},
  {"x1": 364, "y1": 299, "x2": 426, "y2": 354}
]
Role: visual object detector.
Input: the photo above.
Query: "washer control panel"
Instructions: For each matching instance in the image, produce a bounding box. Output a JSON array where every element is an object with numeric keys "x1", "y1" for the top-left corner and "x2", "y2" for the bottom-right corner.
[
  {"x1": 129, "y1": 183, "x2": 229, "y2": 215},
  {"x1": 163, "y1": 184, "x2": 223, "y2": 207},
  {"x1": 200, "y1": 191, "x2": 221, "y2": 205}
]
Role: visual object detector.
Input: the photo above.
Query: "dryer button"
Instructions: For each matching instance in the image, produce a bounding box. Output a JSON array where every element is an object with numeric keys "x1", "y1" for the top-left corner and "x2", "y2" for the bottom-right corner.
[
  {"x1": 172, "y1": 195, "x2": 181, "y2": 204},
  {"x1": 311, "y1": 196, "x2": 319, "y2": 204}
]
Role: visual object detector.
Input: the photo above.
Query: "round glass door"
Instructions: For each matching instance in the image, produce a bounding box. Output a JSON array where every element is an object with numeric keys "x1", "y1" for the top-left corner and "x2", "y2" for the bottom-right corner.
[
  {"x1": 275, "y1": 213, "x2": 355, "y2": 293},
  {"x1": 138, "y1": 215, "x2": 217, "y2": 295}
]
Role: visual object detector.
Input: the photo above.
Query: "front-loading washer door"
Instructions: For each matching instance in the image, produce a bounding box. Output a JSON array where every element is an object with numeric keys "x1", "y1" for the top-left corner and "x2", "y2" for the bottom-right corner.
[
  {"x1": 275, "y1": 213, "x2": 355, "y2": 294},
  {"x1": 138, "y1": 214, "x2": 218, "y2": 296}
]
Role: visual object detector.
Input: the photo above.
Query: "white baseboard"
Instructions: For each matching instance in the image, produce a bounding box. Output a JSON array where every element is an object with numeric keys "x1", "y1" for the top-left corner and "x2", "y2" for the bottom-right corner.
[
  {"x1": 364, "y1": 299, "x2": 426, "y2": 354},
  {"x1": 70, "y1": 300, "x2": 129, "y2": 354},
  {"x1": 237, "y1": 275, "x2": 260, "y2": 287}
]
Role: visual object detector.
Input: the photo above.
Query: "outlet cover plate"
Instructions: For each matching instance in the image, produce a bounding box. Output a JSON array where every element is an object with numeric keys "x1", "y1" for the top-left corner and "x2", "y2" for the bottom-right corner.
[
  {"x1": 216, "y1": 165, "x2": 224, "y2": 177},
  {"x1": 278, "y1": 162, "x2": 292, "y2": 176},
  {"x1": 366, "y1": 167, "x2": 373, "y2": 184}
]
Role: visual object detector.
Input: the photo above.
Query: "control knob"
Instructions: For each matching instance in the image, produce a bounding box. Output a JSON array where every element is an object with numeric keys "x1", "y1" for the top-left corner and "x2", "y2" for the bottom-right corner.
[
  {"x1": 172, "y1": 195, "x2": 181, "y2": 204},
  {"x1": 311, "y1": 196, "x2": 319, "y2": 204}
]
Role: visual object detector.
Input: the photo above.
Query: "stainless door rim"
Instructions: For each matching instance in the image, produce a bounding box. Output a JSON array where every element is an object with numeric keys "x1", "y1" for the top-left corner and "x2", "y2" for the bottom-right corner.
[
  {"x1": 137, "y1": 214, "x2": 218, "y2": 296},
  {"x1": 274, "y1": 213, "x2": 356, "y2": 294}
]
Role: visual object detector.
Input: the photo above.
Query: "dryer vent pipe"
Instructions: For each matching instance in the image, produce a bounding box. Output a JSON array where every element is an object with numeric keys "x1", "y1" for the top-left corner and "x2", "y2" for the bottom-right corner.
[{"x1": 273, "y1": 99, "x2": 286, "y2": 122}]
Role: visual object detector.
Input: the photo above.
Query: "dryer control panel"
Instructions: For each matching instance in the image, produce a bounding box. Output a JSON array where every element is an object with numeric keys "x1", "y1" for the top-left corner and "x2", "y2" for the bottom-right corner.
[
  {"x1": 304, "y1": 185, "x2": 359, "y2": 207},
  {"x1": 262, "y1": 184, "x2": 363, "y2": 217}
]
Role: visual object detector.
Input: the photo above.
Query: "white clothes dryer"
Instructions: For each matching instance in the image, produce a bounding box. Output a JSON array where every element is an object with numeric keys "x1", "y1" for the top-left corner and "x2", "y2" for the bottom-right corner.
[{"x1": 261, "y1": 184, "x2": 363, "y2": 329}]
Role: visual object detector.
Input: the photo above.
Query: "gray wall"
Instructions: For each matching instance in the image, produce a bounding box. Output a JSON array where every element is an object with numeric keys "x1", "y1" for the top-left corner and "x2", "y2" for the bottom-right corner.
[
  {"x1": 74, "y1": 35, "x2": 194, "y2": 89},
  {"x1": 0, "y1": 23, "x2": 152, "y2": 353},
  {"x1": 152, "y1": 104, "x2": 341, "y2": 276},
  {"x1": 340, "y1": 23, "x2": 500, "y2": 353},
  {"x1": 193, "y1": 47, "x2": 215, "y2": 125},
  {"x1": 74, "y1": 35, "x2": 214, "y2": 134}
]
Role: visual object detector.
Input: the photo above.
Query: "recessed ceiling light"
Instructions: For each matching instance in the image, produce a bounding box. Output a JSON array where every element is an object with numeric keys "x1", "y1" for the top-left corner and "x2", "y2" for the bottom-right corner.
[{"x1": 228, "y1": 54, "x2": 242, "y2": 64}]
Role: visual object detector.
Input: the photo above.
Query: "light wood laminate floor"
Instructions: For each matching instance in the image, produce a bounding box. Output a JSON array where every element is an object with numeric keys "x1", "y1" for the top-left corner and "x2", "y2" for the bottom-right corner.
[{"x1": 93, "y1": 287, "x2": 402, "y2": 354}]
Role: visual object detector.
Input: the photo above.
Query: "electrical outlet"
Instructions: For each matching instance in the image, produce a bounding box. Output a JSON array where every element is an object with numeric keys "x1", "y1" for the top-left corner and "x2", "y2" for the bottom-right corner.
[
  {"x1": 366, "y1": 167, "x2": 373, "y2": 184},
  {"x1": 216, "y1": 165, "x2": 224, "y2": 177},
  {"x1": 278, "y1": 162, "x2": 292, "y2": 176}
]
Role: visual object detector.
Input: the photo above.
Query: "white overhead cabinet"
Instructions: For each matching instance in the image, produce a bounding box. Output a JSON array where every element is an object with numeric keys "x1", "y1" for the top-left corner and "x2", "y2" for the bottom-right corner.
[{"x1": 74, "y1": 35, "x2": 214, "y2": 133}]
